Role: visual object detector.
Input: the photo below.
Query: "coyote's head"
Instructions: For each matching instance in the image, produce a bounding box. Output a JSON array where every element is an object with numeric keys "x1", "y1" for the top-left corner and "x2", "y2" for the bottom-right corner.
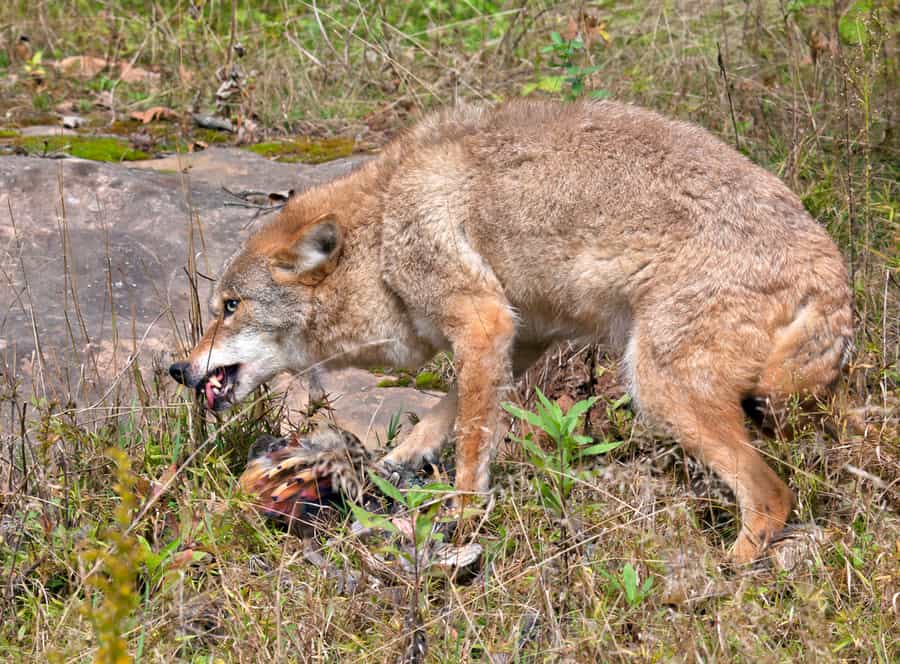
[{"x1": 168, "y1": 213, "x2": 343, "y2": 410}]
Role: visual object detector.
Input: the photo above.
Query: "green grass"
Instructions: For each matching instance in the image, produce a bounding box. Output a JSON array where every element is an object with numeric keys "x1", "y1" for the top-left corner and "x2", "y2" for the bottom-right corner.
[{"x1": 0, "y1": 1, "x2": 897, "y2": 662}]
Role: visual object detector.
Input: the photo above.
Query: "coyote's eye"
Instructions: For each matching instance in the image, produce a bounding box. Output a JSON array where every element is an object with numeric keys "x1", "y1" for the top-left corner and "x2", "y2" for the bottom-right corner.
[{"x1": 223, "y1": 299, "x2": 240, "y2": 317}]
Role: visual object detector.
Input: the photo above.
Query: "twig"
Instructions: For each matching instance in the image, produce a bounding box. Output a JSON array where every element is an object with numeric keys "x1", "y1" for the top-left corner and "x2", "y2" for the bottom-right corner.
[
  {"x1": 843, "y1": 464, "x2": 888, "y2": 489},
  {"x1": 716, "y1": 41, "x2": 741, "y2": 151}
]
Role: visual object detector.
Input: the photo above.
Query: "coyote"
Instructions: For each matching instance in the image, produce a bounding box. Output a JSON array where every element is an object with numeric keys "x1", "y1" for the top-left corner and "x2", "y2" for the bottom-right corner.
[{"x1": 169, "y1": 100, "x2": 852, "y2": 562}]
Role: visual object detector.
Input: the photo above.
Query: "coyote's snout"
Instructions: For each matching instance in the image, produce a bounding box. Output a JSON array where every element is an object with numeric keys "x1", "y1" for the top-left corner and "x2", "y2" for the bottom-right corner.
[{"x1": 170, "y1": 100, "x2": 852, "y2": 563}]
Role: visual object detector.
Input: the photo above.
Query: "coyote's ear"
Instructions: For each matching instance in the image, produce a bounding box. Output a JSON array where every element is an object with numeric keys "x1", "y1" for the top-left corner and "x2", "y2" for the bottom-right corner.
[{"x1": 269, "y1": 215, "x2": 343, "y2": 285}]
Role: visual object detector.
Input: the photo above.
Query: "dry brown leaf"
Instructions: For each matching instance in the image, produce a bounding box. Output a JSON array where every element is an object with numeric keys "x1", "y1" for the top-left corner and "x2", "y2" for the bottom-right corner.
[
  {"x1": 56, "y1": 55, "x2": 107, "y2": 78},
  {"x1": 561, "y1": 11, "x2": 611, "y2": 49},
  {"x1": 94, "y1": 90, "x2": 114, "y2": 109},
  {"x1": 130, "y1": 106, "x2": 177, "y2": 124},
  {"x1": 118, "y1": 62, "x2": 159, "y2": 84},
  {"x1": 169, "y1": 548, "x2": 203, "y2": 570},
  {"x1": 55, "y1": 100, "x2": 78, "y2": 114},
  {"x1": 178, "y1": 64, "x2": 195, "y2": 85},
  {"x1": 151, "y1": 463, "x2": 178, "y2": 500}
]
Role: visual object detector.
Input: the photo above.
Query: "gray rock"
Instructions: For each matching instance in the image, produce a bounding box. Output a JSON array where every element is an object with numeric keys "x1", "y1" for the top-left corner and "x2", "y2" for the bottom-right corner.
[{"x1": 0, "y1": 149, "x2": 437, "y2": 444}]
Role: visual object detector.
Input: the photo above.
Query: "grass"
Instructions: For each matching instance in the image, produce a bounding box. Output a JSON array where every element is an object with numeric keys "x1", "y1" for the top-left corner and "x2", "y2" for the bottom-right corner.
[{"x1": 0, "y1": 1, "x2": 897, "y2": 662}]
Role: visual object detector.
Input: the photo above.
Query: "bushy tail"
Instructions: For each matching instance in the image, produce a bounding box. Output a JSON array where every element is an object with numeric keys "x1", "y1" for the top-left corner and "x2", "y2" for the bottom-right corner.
[{"x1": 755, "y1": 292, "x2": 853, "y2": 401}]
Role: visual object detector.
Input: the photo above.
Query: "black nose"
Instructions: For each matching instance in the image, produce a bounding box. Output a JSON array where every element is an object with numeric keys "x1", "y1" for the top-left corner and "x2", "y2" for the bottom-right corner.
[{"x1": 169, "y1": 362, "x2": 191, "y2": 385}]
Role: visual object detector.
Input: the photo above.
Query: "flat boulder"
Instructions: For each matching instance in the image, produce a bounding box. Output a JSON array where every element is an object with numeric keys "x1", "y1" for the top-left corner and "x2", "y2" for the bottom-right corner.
[{"x1": 0, "y1": 149, "x2": 439, "y2": 446}]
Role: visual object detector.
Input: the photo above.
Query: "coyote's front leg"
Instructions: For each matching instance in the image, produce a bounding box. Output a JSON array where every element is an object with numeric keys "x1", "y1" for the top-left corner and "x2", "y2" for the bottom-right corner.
[{"x1": 440, "y1": 293, "x2": 515, "y2": 494}]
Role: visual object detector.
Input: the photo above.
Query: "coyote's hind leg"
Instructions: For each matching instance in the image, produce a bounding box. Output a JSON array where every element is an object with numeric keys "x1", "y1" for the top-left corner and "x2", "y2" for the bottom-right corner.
[{"x1": 629, "y1": 338, "x2": 794, "y2": 563}]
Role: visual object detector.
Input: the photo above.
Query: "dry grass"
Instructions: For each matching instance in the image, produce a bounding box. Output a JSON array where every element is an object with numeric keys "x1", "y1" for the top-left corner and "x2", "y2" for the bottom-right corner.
[{"x1": 0, "y1": 1, "x2": 897, "y2": 662}]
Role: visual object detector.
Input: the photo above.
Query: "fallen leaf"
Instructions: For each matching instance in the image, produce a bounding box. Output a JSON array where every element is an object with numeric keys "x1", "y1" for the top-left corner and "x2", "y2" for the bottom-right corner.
[
  {"x1": 151, "y1": 463, "x2": 178, "y2": 500},
  {"x1": 169, "y1": 549, "x2": 196, "y2": 569},
  {"x1": 94, "y1": 90, "x2": 114, "y2": 109},
  {"x1": 390, "y1": 516, "x2": 415, "y2": 541},
  {"x1": 129, "y1": 106, "x2": 177, "y2": 124},
  {"x1": 117, "y1": 62, "x2": 160, "y2": 85},
  {"x1": 55, "y1": 100, "x2": 79, "y2": 114},
  {"x1": 178, "y1": 64, "x2": 195, "y2": 85},
  {"x1": 56, "y1": 55, "x2": 108, "y2": 78}
]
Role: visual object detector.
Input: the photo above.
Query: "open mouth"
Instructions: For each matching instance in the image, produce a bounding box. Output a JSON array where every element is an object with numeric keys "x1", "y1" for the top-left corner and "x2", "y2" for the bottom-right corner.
[{"x1": 198, "y1": 364, "x2": 240, "y2": 410}]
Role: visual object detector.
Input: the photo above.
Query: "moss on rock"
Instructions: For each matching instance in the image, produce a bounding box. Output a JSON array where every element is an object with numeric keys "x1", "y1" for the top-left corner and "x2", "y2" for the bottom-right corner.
[
  {"x1": 13, "y1": 135, "x2": 149, "y2": 161},
  {"x1": 245, "y1": 136, "x2": 354, "y2": 163}
]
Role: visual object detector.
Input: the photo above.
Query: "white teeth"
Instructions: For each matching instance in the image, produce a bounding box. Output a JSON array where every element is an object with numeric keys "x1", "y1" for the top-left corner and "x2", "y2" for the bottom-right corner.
[{"x1": 208, "y1": 376, "x2": 222, "y2": 388}]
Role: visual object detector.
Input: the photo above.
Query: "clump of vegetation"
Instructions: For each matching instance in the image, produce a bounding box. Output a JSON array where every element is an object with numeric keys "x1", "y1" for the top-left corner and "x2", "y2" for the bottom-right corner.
[
  {"x1": 523, "y1": 30, "x2": 608, "y2": 100},
  {"x1": 81, "y1": 449, "x2": 146, "y2": 664},
  {"x1": 504, "y1": 388, "x2": 622, "y2": 516}
]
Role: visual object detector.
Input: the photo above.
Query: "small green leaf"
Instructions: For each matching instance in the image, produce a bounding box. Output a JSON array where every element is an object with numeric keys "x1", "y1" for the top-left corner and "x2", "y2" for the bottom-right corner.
[
  {"x1": 502, "y1": 401, "x2": 547, "y2": 430},
  {"x1": 567, "y1": 396, "x2": 599, "y2": 421},
  {"x1": 349, "y1": 503, "x2": 399, "y2": 533},
  {"x1": 534, "y1": 387, "x2": 554, "y2": 413},
  {"x1": 536, "y1": 76, "x2": 565, "y2": 93},
  {"x1": 368, "y1": 471, "x2": 406, "y2": 505},
  {"x1": 609, "y1": 393, "x2": 632, "y2": 410},
  {"x1": 622, "y1": 563, "x2": 638, "y2": 603},
  {"x1": 414, "y1": 506, "x2": 439, "y2": 546},
  {"x1": 579, "y1": 440, "x2": 624, "y2": 456}
]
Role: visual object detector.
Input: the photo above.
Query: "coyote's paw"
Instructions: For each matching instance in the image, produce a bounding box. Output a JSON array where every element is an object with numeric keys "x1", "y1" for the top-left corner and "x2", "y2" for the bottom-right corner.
[
  {"x1": 380, "y1": 444, "x2": 435, "y2": 471},
  {"x1": 381, "y1": 420, "x2": 449, "y2": 470}
]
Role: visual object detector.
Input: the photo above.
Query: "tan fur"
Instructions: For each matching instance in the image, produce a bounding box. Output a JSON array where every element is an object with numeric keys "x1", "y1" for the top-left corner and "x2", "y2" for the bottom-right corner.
[{"x1": 172, "y1": 100, "x2": 852, "y2": 562}]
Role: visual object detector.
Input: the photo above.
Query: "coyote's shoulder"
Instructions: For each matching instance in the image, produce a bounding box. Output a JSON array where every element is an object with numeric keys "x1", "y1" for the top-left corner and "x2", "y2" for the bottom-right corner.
[{"x1": 171, "y1": 99, "x2": 851, "y2": 564}]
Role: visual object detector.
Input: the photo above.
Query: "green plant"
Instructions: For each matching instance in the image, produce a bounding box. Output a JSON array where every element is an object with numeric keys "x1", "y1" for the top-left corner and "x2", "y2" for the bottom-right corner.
[
  {"x1": 351, "y1": 473, "x2": 453, "y2": 553},
  {"x1": 349, "y1": 474, "x2": 455, "y2": 658},
  {"x1": 523, "y1": 31, "x2": 608, "y2": 101},
  {"x1": 22, "y1": 50, "x2": 46, "y2": 80},
  {"x1": 503, "y1": 388, "x2": 623, "y2": 516},
  {"x1": 600, "y1": 562, "x2": 654, "y2": 607},
  {"x1": 376, "y1": 410, "x2": 405, "y2": 448},
  {"x1": 81, "y1": 448, "x2": 146, "y2": 664}
]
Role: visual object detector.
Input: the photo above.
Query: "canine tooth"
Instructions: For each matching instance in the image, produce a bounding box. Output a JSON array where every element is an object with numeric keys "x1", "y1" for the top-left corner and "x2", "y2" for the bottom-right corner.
[{"x1": 208, "y1": 375, "x2": 222, "y2": 388}]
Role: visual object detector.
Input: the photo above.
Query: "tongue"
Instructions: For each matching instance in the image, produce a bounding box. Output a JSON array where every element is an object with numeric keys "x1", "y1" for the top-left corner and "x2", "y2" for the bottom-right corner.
[{"x1": 205, "y1": 381, "x2": 216, "y2": 409}]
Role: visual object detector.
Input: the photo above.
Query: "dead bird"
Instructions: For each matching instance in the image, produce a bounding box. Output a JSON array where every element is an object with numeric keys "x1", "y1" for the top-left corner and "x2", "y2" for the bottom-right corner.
[{"x1": 239, "y1": 425, "x2": 371, "y2": 527}]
